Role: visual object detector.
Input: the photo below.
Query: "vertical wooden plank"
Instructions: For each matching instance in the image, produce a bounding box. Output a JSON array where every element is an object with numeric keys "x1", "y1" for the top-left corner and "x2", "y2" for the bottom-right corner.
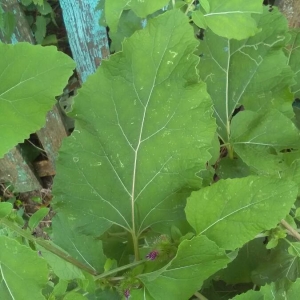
[{"x1": 59, "y1": 0, "x2": 109, "y2": 82}]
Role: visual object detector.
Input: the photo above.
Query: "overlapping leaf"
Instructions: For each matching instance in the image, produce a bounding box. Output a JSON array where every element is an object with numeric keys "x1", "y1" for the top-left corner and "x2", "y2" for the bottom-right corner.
[
  {"x1": 138, "y1": 235, "x2": 229, "y2": 300},
  {"x1": 193, "y1": 0, "x2": 262, "y2": 40},
  {"x1": 185, "y1": 176, "x2": 297, "y2": 250},
  {"x1": 52, "y1": 10, "x2": 216, "y2": 243},
  {"x1": 0, "y1": 42, "x2": 75, "y2": 158},
  {"x1": 105, "y1": 0, "x2": 169, "y2": 32},
  {"x1": 198, "y1": 7, "x2": 292, "y2": 143},
  {"x1": 230, "y1": 110, "x2": 300, "y2": 175},
  {"x1": 285, "y1": 29, "x2": 300, "y2": 98},
  {"x1": 0, "y1": 235, "x2": 48, "y2": 299}
]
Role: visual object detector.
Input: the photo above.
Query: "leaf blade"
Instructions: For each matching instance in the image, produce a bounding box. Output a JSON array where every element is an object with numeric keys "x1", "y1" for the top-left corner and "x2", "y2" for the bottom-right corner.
[{"x1": 185, "y1": 176, "x2": 298, "y2": 250}]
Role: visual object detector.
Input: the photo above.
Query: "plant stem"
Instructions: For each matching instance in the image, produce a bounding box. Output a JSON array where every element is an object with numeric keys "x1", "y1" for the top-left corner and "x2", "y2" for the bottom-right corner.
[
  {"x1": 281, "y1": 219, "x2": 300, "y2": 241},
  {"x1": 172, "y1": 0, "x2": 175, "y2": 9},
  {"x1": 94, "y1": 259, "x2": 146, "y2": 281},
  {"x1": 132, "y1": 231, "x2": 140, "y2": 261},
  {"x1": 194, "y1": 291, "x2": 208, "y2": 300},
  {"x1": 227, "y1": 144, "x2": 234, "y2": 159},
  {"x1": 0, "y1": 218, "x2": 97, "y2": 275},
  {"x1": 185, "y1": 0, "x2": 195, "y2": 15}
]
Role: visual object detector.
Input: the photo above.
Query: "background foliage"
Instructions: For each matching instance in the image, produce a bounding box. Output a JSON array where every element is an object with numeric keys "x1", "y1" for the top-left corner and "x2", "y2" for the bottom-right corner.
[{"x1": 1, "y1": 0, "x2": 300, "y2": 299}]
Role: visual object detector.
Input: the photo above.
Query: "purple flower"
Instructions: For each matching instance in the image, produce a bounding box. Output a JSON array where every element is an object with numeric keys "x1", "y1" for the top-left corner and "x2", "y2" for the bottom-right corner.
[
  {"x1": 146, "y1": 250, "x2": 159, "y2": 261},
  {"x1": 124, "y1": 289, "x2": 130, "y2": 299}
]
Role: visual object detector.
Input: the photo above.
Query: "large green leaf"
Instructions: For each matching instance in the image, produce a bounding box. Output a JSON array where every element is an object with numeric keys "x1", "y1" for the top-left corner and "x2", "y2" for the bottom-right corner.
[
  {"x1": 0, "y1": 42, "x2": 75, "y2": 158},
  {"x1": 138, "y1": 235, "x2": 229, "y2": 300},
  {"x1": 185, "y1": 176, "x2": 297, "y2": 250},
  {"x1": 52, "y1": 10, "x2": 216, "y2": 243},
  {"x1": 198, "y1": 7, "x2": 292, "y2": 143},
  {"x1": 0, "y1": 235, "x2": 48, "y2": 299},
  {"x1": 193, "y1": 0, "x2": 262, "y2": 40}
]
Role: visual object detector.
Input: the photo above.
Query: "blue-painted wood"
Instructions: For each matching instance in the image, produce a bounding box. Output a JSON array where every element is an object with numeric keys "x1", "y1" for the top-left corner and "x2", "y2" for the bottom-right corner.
[{"x1": 59, "y1": 0, "x2": 109, "y2": 83}]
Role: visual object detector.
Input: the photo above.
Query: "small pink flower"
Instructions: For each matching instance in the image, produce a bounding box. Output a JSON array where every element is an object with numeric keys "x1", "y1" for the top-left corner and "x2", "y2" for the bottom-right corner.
[
  {"x1": 124, "y1": 289, "x2": 130, "y2": 299},
  {"x1": 146, "y1": 250, "x2": 159, "y2": 261}
]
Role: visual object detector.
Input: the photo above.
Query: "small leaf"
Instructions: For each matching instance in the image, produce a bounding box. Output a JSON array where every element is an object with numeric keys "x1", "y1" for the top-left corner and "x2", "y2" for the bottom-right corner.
[
  {"x1": 110, "y1": 10, "x2": 143, "y2": 53},
  {"x1": 20, "y1": 0, "x2": 32, "y2": 5},
  {"x1": 105, "y1": 0, "x2": 129, "y2": 32},
  {"x1": 28, "y1": 207, "x2": 49, "y2": 231},
  {"x1": 0, "y1": 202, "x2": 12, "y2": 218},
  {"x1": 52, "y1": 279, "x2": 68, "y2": 297},
  {"x1": 185, "y1": 176, "x2": 297, "y2": 250},
  {"x1": 129, "y1": 0, "x2": 170, "y2": 18},
  {"x1": 139, "y1": 235, "x2": 229, "y2": 300},
  {"x1": 34, "y1": 16, "x2": 47, "y2": 44},
  {"x1": 37, "y1": 1, "x2": 53, "y2": 15},
  {"x1": 0, "y1": 236, "x2": 48, "y2": 300},
  {"x1": 192, "y1": 0, "x2": 262, "y2": 40},
  {"x1": 200, "y1": 0, "x2": 210, "y2": 13}
]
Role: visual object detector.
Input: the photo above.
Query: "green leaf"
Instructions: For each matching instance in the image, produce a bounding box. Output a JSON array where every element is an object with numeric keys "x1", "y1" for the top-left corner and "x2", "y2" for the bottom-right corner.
[
  {"x1": 138, "y1": 235, "x2": 229, "y2": 300},
  {"x1": 230, "y1": 110, "x2": 300, "y2": 175},
  {"x1": 110, "y1": 10, "x2": 143, "y2": 53},
  {"x1": 232, "y1": 289, "x2": 264, "y2": 300},
  {"x1": 34, "y1": 16, "x2": 47, "y2": 44},
  {"x1": 217, "y1": 157, "x2": 253, "y2": 179},
  {"x1": 51, "y1": 214, "x2": 106, "y2": 274},
  {"x1": 129, "y1": 0, "x2": 169, "y2": 18},
  {"x1": 0, "y1": 235, "x2": 48, "y2": 299},
  {"x1": 63, "y1": 292, "x2": 87, "y2": 300},
  {"x1": 37, "y1": 245, "x2": 85, "y2": 280},
  {"x1": 260, "y1": 279, "x2": 300, "y2": 299},
  {"x1": 0, "y1": 11, "x2": 16, "y2": 40},
  {"x1": 28, "y1": 207, "x2": 49, "y2": 231},
  {"x1": 20, "y1": 0, "x2": 33, "y2": 6},
  {"x1": 0, "y1": 43, "x2": 75, "y2": 158},
  {"x1": 285, "y1": 29, "x2": 300, "y2": 98},
  {"x1": 192, "y1": 0, "x2": 262, "y2": 40},
  {"x1": 52, "y1": 279, "x2": 68, "y2": 297},
  {"x1": 37, "y1": 1, "x2": 53, "y2": 15},
  {"x1": 216, "y1": 238, "x2": 269, "y2": 285},
  {"x1": 231, "y1": 110, "x2": 300, "y2": 150},
  {"x1": 105, "y1": 0, "x2": 169, "y2": 32},
  {"x1": 198, "y1": 7, "x2": 293, "y2": 144},
  {"x1": 105, "y1": 0, "x2": 129, "y2": 32},
  {"x1": 185, "y1": 176, "x2": 297, "y2": 250},
  {"x1": 0, "y1": 202, "x2": 12, "y2": 218},
  {"x1": 52, "y1": 10, "x2": 216, "y2": 240}
]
